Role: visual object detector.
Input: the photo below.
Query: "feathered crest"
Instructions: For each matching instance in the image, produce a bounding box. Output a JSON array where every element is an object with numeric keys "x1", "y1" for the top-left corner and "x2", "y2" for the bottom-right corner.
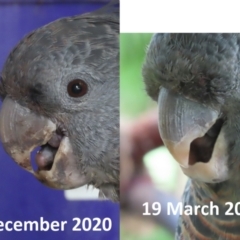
[
  {"x1": 81, "y1": 0, "x2": 119, "y2": 25},
  {"x1": 94, "y1": 0, "x2": 119, "y2": 15}
]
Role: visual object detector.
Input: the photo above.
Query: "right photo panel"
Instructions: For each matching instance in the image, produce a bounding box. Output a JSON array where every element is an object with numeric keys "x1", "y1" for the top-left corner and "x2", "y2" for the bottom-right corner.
[{"x1": 121, "y1": 33, "x2": 240, "y2": 240}]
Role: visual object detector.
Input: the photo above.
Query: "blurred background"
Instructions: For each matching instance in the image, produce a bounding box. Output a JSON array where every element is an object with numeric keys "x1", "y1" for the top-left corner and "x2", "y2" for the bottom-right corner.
[
  {"x1": 120, "y1": 33, "x2": 187, "y2": 240},
  {"x1": 0, "y1": 1, "x2": 119, "y2": 240}
]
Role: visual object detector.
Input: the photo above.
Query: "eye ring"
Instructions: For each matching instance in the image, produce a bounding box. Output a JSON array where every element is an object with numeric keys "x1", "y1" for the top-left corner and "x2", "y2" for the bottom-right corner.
[{"x1": 67, "y1": 79, "x2": 88, "y2": 98}]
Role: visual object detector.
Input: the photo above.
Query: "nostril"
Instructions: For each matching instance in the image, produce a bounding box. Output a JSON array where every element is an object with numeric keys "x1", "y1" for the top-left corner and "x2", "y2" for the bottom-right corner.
[{"x1": 35, "y1": 144, "x2": 57, "y2": 171}]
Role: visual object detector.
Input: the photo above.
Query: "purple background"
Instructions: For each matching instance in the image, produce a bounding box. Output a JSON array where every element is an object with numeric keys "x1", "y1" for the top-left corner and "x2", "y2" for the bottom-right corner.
[{"x1": 0, "y1": 1, "x2": 119, "y2": 240}]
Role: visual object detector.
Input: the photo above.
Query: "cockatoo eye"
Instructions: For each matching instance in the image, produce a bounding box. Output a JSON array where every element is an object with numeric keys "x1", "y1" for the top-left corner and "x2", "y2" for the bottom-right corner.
[{"x1": 67, "y1": 79, "x2": 88, "y2": 97}]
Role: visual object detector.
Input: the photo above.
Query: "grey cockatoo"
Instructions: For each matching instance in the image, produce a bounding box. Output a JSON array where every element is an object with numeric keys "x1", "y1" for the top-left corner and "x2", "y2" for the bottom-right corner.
[
  {"x1": 143, "y1": 34, "x2": 240, "y2": 239},
  {"x1": 0, "y1": 2, "x2": 119, "y2": 202}
]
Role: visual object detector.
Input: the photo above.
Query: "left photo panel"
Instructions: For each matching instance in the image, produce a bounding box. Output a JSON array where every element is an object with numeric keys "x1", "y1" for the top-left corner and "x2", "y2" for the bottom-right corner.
[{"x1": 0, "y1": 0, "x2": 119, "y2": 239}]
